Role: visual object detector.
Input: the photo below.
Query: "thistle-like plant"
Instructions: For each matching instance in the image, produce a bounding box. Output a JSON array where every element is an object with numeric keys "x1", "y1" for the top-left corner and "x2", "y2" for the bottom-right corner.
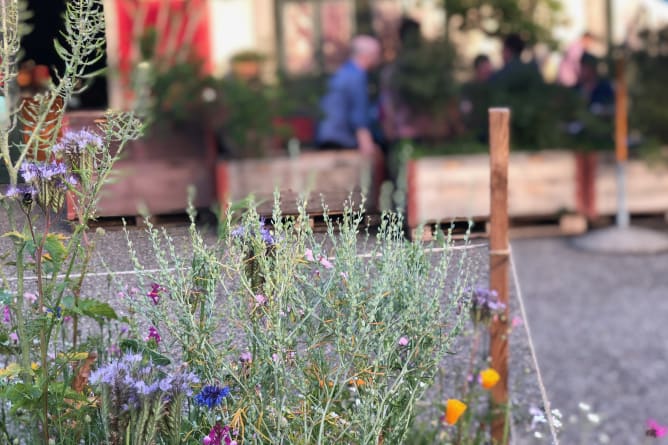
[{"x1": 120, "y1": 197, "x2": 475, "y2": 444}]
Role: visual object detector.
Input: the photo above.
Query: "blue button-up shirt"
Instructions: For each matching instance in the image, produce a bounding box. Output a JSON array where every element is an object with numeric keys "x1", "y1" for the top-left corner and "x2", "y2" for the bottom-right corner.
[{"x1": 316, "y1": 60, "x2": 369, "y2": 148}]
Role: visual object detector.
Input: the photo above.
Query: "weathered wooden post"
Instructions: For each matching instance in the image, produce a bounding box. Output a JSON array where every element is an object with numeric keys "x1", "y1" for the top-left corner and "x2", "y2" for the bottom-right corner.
[{"x1": 489, "y1": 108, "x2": 510, "y2": 444}]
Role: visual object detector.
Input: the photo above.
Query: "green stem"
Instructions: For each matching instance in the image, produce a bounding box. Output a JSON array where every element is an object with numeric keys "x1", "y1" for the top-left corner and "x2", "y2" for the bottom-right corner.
[{"x1": 14, "y1": 244, "x2": 32, "y2": 383}]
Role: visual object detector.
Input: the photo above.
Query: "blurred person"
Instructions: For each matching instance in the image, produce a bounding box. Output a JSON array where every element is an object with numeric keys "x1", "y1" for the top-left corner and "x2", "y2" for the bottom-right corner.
[
  {"x1": 379, "y1": 17, "x2": 462, "y2": 143},
  {"x1": 379, "y1": 17, "x2": 421, "y2": 142},
  {"x1": 575, "y1": 52, "x2": 614, "y2": 115},
  {"x1": 460, "y1": 54, "x2": 494, "y2": 142},
  {"x1": 316, "y1": 35, "x2": 382, "y2": 155},
  {"x1": 558, "y1": 32, "x2": 594, "y2": 87},
  {"x1": 473, "y1": 54, "x2": 493, "y2": 84},
  {"x1": 491, "y1": 33, "x2": 542, "y2": 88}
]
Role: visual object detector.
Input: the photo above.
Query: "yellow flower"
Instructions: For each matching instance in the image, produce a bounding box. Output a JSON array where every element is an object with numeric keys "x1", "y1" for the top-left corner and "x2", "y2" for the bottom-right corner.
[
  {"x1": 444, "y1": 399, "x2": 467, "y2": 425},
  {"x1": 479, "y1": 368, "x2": 501, "y2": 390}
]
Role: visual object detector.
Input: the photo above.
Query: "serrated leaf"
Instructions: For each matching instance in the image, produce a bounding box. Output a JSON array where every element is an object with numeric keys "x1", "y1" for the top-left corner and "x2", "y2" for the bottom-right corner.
[{"x1": 44, "y1": 233, "x2": 67, "y2": 264}]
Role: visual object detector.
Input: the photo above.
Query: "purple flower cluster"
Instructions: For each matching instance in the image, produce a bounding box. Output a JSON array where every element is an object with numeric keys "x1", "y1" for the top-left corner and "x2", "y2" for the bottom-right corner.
[
  {"x1": 194, "y1": 385, "x2": 230, "y2": 409},
  {"x1": 202, "y1": 423, "x2": 237, "y2": 445},
  {"x1": 53, "y1": 128, "x2": 103, "y2": 154},
  {"x1": 90, "y1": 353, "x2": 199, "y2": 410},
  {"x1": 19, "y1": 161, "x2": 77, "y2": 192},
  {"x1": 4, "y1": 184, "x2": 38, "y2": 201},
  {"x1": 146, "y1": 326, "x2": 161, "y2": 344},
  {"x1": 469, "y1": 286, "x2": 506, "y2": 324},
  {"x1": 231, "y1": 218, "x2": 274, "y2": 245},
  {"x1": 2, "y1": 306, "x2": 10, "y2": 324}
]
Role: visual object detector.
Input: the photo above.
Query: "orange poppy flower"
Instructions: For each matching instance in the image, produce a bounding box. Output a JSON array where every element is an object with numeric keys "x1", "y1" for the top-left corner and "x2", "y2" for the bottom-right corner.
[
  {"x1": 445, "y1": 399, "x2": 467, "y2": 425},
  {"x1": 479, "y1": 368, "x2": 500, "y2": 389}
]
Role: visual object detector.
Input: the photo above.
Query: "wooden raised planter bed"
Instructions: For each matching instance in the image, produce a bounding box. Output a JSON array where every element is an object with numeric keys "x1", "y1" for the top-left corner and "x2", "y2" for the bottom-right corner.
[
  {"x1": 216, "y1": 150, "x2": 379, "y2": 217},
  {"x1": 595, "y1": 153, "x2": 668, "y2": 217},
  {"x1": 406, "y1": 150, "x2": 579, "y2": 230},
  {"x1": 65, "y1": 111, "x2": 216, "y2": 220},
  {"x1": 407, "y1": 149, "x2": 668, "y2": 234}
]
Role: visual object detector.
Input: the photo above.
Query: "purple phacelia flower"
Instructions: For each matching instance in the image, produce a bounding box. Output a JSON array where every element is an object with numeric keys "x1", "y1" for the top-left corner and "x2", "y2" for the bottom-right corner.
[
  {"x1": 4, "y1": 184, "x2": 37, "y2": 200},
  {"x1": 53, "y1": 128, "x2": 103, "y2": 154},
  {"x1": 469, "y1": 286, "x2": 506, "y2": 325},
  {"x1": 231, "y1": 218, "x2": 274, "y2": 245},
  {"x1": 2, "y1": 306, "x2": 10, "y2": 324}
]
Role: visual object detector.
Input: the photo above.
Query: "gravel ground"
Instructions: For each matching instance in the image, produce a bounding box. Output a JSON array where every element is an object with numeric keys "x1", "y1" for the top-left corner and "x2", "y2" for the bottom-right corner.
[
  {"x1": 511, "y1": 233, "x2": 668, "y2": 444},
  {"x1": 2, "y1": 206, "x2": 666, "y2": 444}
]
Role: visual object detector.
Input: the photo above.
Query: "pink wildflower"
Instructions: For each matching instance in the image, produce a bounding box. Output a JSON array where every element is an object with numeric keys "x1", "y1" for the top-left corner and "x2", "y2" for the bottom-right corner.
[
  {"x1": 647, "y1": 419, "x2": 668, "y2": 438},
  {"x1": 398, "y1": 336, "x2": 409, "y2": 347},
  {"x1": 147, "y1": 283, "x2": 165, "y2": 305},
  {"x1": 254, "y1": 294, "x2": 267, "y2": 305},
  {"x1": 319, "y1": 256, "x2": 334, "y2": 269},
  {"x1": 2, "y1": 306, "x2": 10, "y2": 324},
  {"x1": 9, "y1": 332, "x2": 18, "y2": 343},
  {"x1": 304, "y1": 248, "x2": 315, "y2": 262},
  {"x1": 240, "y1": 351, "x2": 252, "y2": 363},
  {"x1": 146, "y1": 326, "x2": 161, "y2": 344},
  {"x1": 24, "y1": 292, "x2": 37, "y2": 304}
]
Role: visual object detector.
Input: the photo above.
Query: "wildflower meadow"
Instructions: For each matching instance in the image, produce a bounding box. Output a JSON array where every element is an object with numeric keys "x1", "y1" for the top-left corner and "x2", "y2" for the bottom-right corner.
[{"x1": 0, "y1": 1, "x2": 583, "y2": 444}]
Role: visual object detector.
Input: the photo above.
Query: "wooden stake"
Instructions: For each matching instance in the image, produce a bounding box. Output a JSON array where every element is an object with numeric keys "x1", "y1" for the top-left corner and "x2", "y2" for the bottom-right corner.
[
  {"x1": 489, "y1": 108, "x2": 510, "y2": 444},
  {"x1": 615, "y1": 57, "x2": 628, "y2": 163}
]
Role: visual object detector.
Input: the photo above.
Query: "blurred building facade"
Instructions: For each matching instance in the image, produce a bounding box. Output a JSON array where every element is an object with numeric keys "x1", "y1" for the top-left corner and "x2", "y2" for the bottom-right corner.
[{"x1": 101, "y1": 0, "x2": 668, "y2": 108}]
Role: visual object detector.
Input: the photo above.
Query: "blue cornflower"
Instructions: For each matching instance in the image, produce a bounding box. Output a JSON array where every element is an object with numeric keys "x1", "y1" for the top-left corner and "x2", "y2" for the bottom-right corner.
[{"x1": 195, "y1": 385, "x2": 230, "y2": 409}]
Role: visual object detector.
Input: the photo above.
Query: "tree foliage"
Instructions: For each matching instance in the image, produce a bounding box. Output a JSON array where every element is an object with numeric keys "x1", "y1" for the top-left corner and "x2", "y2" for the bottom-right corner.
[{"x1": 444, "y1": 0, "x2": 565, "y2": 46}]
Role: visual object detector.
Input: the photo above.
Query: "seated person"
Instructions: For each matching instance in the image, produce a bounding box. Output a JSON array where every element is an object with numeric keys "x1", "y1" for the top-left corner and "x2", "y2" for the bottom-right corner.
[{"x1": 316, "y1": 35, "x2": 381, "y2": 156}]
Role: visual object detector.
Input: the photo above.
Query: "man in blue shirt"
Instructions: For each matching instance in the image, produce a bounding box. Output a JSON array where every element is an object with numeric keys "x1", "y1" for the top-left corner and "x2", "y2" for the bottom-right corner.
[{"x1": 317, "y1": 35, "x2": 381, "y2": 155}]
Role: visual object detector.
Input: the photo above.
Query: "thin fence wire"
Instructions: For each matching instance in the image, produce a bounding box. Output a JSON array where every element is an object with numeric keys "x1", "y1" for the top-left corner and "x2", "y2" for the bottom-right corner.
[
  {"x1": 4, "y1": 242, "x2": 489, "y2": 283},
  {"x1": 510, "y1": 244, "x2": 560, "y2": 445}
]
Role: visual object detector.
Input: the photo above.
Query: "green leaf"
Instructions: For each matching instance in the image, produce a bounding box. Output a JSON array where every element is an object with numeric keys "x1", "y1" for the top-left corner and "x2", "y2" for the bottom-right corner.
[
  {"x1": 43, "y1": 233, "x2": 68, "y2": 265},
  {"x1": 62, "y1": 297, "x2": 118, "y2": 322},
  {"x1": 1, "y1": 230, "x2": 26, "y2": 244},
  {"x1": 0, "y1": 289, "x2": 12, "y2": 304},
  {"x1": 120, "y1": 339, "x2": 171, "y2": 366}
]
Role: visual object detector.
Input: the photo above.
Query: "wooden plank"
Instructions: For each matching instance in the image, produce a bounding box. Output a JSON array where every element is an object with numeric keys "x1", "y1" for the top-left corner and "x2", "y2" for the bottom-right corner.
[
  {"x1": 219, "y1": 150, "x2": 377, "y2": 215},
  {"x1": 411, "y1": 150, "x2": 577, "y2": 224},
  {"x1": 488, "y1": 108, "x2": 510, "y2": 444},
  {"x1": 595, "y1": 155, "x2": 668, "y2": 215}
]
